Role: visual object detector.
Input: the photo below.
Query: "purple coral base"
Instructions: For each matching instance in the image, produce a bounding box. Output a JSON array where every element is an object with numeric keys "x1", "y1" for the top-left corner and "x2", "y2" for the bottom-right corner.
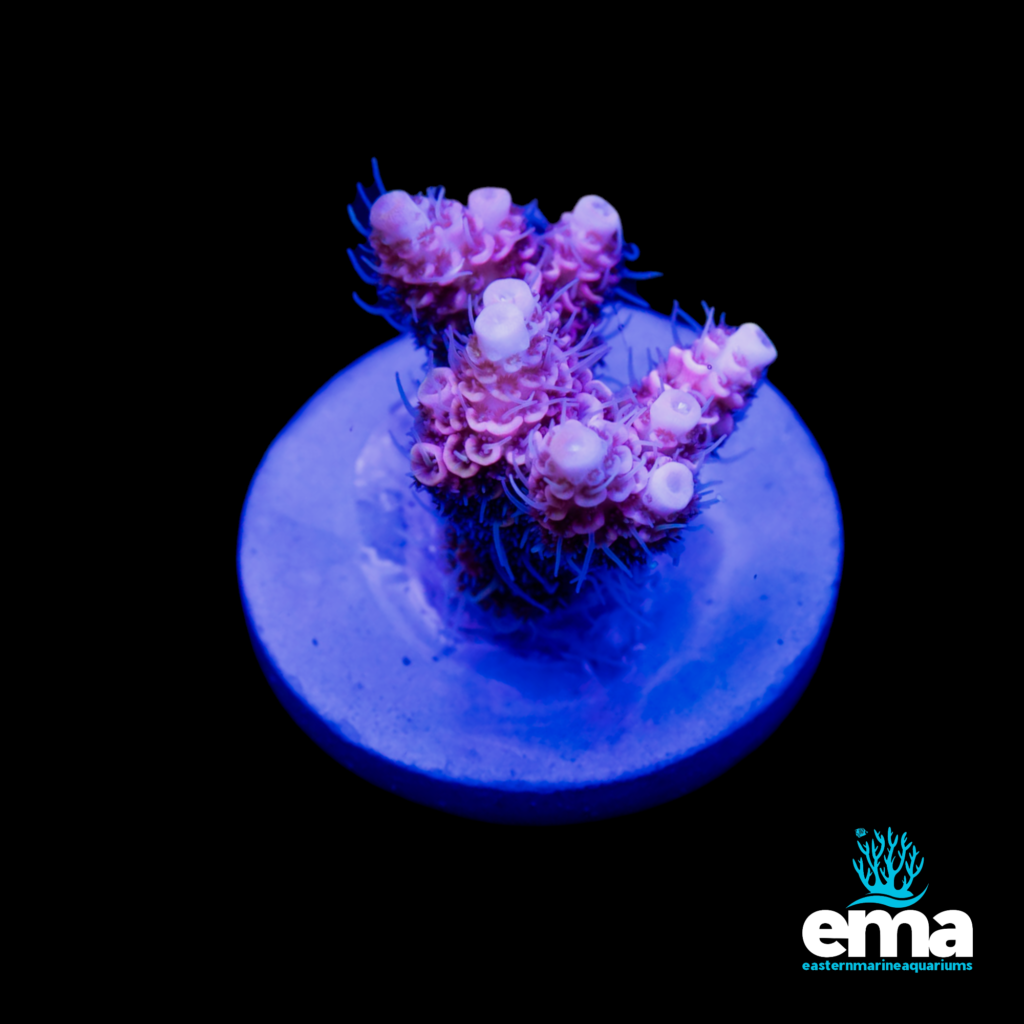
[{"x1": 243, "y1": 609, "x2": 832, "y2": 823}]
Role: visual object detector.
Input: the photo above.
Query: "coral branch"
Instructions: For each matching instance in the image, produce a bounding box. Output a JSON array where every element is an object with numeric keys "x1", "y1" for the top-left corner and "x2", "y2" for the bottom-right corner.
[
  {"x1": 852, "y1": 857, "x2": 872, "y2": 888},
  {"x1": 348, "y1": 168, "x2": 777, "y2": 612},
  {"x1": 902, "y1": 847, "x2": 924, "y2": 889}
]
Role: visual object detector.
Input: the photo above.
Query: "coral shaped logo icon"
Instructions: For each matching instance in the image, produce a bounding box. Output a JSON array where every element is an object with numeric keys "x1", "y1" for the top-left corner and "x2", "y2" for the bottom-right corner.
[{"x1": 849, "y1": 828, "x2": 929, "y2": 909}]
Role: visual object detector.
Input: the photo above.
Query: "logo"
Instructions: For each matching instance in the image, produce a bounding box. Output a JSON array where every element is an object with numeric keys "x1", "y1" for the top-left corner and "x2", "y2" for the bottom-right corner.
[
  {"x1": 801, "y1": 827, "x2": 973, "y2": 969},
  {"x1": 849, "y1": 827, "x2": 928, "y2": 908}
]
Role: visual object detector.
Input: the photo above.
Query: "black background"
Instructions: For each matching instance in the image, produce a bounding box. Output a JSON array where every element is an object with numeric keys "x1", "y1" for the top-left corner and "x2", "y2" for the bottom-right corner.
[{"x1": 212, "y1": 112, "x2": 983, "y2": 974}]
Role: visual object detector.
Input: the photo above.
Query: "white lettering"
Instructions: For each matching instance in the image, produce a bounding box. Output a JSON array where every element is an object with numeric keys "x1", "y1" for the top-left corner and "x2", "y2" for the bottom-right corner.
[
  {"x1": 802, "y1": 910, "x2": 848, "y2": 957},
  {"x1": 929, "y1": 910, "x2": 974, "y2": 958},
  {"x1": 846, "y1": 910, "x2": 929, "y2": 957}
]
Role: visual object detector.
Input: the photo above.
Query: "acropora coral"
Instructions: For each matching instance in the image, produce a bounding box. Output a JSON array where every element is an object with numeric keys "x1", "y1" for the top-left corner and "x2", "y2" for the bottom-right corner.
[{"x1": 349, "y1": 161, "x2": 777, "y2": 611}]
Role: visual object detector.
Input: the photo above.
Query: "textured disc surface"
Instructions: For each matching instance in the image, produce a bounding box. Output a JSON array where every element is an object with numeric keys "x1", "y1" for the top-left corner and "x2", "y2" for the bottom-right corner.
[{"x1": 238, "y1": 308, "x2": 842, "y2": 823}]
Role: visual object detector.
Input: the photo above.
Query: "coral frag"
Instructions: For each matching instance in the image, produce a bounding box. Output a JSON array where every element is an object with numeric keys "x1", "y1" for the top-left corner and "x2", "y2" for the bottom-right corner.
[{"x1": 349, "y1": 164, "x2": 777, "y2": 610}]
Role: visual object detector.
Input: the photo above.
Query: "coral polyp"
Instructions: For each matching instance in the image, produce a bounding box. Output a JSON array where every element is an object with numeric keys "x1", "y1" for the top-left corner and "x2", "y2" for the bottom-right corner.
[
  {"x1": 539, "y1": 195, "x2": 625, "y2": 318},
  {"x1": 349, "y1": 162, "x2": 777, "y2": 611}
]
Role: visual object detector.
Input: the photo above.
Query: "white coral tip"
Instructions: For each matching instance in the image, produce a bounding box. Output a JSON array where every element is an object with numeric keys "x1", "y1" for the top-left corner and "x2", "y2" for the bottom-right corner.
[
  {"x1": 644, "y1": 463, "x2": 694, "y2": 515},
  {"x1": 727, "y1": 323, "x2": 777, "y2": 372},
  {"x1": 482, "y1": 277, "x2": 536, "y2": 321},
  {"x1": 547, "y1": 420, "x2": 608, "y2": 484},
  {"x1": 650, "y1": 386, "x2": 701, "y2": 439},
  {"x1": 468, "y1": 187, "x2": 513, "y2": 233},
  {"x1": 571, "y1": 195, "x2": 621, "y2": 243},
  {"x1": 474, "y1": 302, "x2": 531, "y2": 362},
  {"x1": 369, "y1": 190, "x2": 428, "y2": 245}
]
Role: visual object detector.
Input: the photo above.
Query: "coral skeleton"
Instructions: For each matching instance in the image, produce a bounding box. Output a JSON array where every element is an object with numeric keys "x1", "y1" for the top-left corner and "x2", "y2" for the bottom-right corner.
[{"x1": 350, "y1": 162, "x2": 777, "y2": 612}]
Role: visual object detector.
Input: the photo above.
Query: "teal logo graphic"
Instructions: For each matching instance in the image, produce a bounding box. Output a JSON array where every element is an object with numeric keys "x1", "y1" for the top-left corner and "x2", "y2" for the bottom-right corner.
[
  {"x1": 849, "y1": 828, "x2": 928, "y2": 909},
  {"x1": 855, "y1": 828, "x2": 867, "y2": 837}
]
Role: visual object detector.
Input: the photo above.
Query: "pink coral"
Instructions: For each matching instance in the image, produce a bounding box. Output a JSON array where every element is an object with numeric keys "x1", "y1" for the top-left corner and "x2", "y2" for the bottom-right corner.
[
  {"x1": 350, "y1": 169, "x2": 782, "y2": 602},
  {"x1": 537, "y1": 195, "x2": 624, "y2": 325},
  {"x1": 410, "y1": 270, "x2": 778, "y2": 556},
  {"x1": 661, "y1": 322, "x2": 776, "y2": 407},
  {"x1": 515, "y1": 379, "x2": 704, "y2": 547},
  {"x1": 411, "y1": 282, "x2": 608, "y2": 489},
  {"x1": 368, "y1": 187, "x2": 540, "y2": 330},
  {"x1": 513, "y1": 320, "x2": 776, "y2": 547},
  {"x1": 393, "y1": 182, "x2": 777, "y2": 578},
  {"x1": 632, "y1": 321, "x2": 778, "y2": 449},
  {"x1": 524, "y1": 416, "x2": 649, "y2": 541}
]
